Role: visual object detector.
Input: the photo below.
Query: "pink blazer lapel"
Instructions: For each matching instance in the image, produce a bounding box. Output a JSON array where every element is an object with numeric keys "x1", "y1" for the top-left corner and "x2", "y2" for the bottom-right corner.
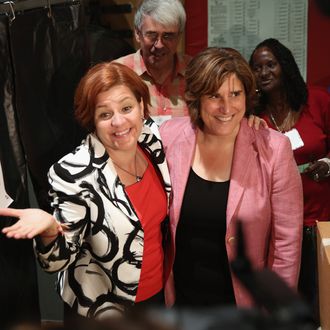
[
  {"x1": 227, "y1": 120, "x2": 256, "y2": 225},
  {"x1": 171, "y1": 124, "x2": 196, "y2": 226}
]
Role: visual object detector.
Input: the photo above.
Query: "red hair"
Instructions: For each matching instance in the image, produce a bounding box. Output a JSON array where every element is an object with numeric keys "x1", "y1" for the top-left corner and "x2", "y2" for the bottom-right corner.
[{"x1": 74, "y1": 62, "x2": 150, "y2": 132}]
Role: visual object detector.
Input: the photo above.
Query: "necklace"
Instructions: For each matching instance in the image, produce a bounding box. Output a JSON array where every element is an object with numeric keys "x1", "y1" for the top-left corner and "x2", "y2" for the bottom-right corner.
[
  {"x1": 112, "y1": 153, "x2": 142, "y2": 182},
  {"x1": 269, "y1": 110, "x2": 291, "y2": 133}
]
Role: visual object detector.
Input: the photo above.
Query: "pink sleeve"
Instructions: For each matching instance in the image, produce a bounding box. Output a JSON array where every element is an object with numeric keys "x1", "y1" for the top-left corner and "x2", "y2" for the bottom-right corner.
[{"x1": 267, "y1": 135, "x2": 304, "y2": 289}]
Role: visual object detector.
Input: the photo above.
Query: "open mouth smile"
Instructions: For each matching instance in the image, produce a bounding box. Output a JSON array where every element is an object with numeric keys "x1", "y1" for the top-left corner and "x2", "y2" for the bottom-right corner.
[
  {"x1": 215, "y1": 115, "x2": 234, "y2": 122},
  {"x1": 260, "y1": 79, "x2": 272, "y2": 86},
  {"x1": 113, "y1": 128, "x2": 130, "y2": 137}
]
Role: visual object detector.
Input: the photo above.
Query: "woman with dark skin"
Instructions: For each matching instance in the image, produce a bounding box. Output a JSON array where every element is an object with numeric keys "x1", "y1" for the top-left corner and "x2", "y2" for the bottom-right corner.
[{"x1": 249, "y1": 38, "x2": 330, "y2": 325}]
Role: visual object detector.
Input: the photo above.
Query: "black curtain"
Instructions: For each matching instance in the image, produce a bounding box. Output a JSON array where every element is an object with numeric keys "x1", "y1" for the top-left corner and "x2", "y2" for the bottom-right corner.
[
  {"x1": 0, "y1": 1, "x2": 89, "y2": 326},
  {"x1": 9, "y1": 2, "x2": 89, "y2": 212},
  {"x1": 0, "y1": 0, "x2": 135, "y2": 325},
  {"x1": 0, "y1": 14, "x2": 40, "y2": 328}
]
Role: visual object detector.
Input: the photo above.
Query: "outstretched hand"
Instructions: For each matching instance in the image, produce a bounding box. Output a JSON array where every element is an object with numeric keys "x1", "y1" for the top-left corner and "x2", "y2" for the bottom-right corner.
[
  {"x1": 247, "y1": 114, "x2": 268, "y2": 130},
  {"x1": 0, "y1": 208, "x2": 59, "y2": 239}
]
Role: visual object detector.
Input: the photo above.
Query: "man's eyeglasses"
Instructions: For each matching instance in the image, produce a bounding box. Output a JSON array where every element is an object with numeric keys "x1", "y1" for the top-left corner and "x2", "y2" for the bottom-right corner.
[{"x1": 141, "y1": 31, "x2": 179, "y2": 44}]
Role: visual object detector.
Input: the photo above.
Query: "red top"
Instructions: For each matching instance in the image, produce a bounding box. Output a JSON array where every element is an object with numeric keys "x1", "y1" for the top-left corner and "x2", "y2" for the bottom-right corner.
[
  {"x1": 125, "y1": 151, "x2": 167, "y2": 302},
  {"x1": 262, "y1": 86, "x2": 330, "y2": 226}
]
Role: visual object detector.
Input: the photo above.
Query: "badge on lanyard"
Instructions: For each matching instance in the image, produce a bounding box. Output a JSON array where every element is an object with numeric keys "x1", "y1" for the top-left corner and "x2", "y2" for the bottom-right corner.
[
  {"x1": 151, "y1": 115, "x2": 172, "y2": 126},
  {"x1": 284, "y1": 128, "x2": 304, "y2": 150}
]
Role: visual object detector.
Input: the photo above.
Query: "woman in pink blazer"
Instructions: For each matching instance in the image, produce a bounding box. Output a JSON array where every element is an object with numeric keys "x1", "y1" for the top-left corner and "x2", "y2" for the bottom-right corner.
[{"x1": 160, "y1": 47, "x2": 303, "y2": 309}]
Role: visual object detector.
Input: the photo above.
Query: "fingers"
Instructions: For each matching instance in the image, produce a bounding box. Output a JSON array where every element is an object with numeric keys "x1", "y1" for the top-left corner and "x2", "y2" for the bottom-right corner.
[
  {"x1": 3, "y1": 227, "x2": 25, "y2": 239},
  {"x1": 247, "y1": 115, "x2": 268, "y2": 130},
  {"x1": 3, "y1": 224, "x2": 40, "y2": 239},
  {"x1": 247, "y1": 115, "x2": 260, "y2": 130},
  {"x1": 2, "y1": 221, "x2": 32, "y2": 239},
  {"x1": 0, "y1": 207, "x2": 22, "y2": 218},
  {"x1": 2, "y1": 221, "x2": 22, "y2": 234},
  {"x1": 303, "y1": 161, "x2": 328, "y2": 181},
  {"x1": 247, "y1": 115, "x2": 255, "y2": 127},
  {"x1": 1, "y1": 208, "x2": 49, "y2": 239},
  {"x1": 254, "y1": 118, "x2": 268, "y2": 130},
  {"x1": 260, "y1": 118, "x2": 269, "y2": 129},
  {"x1": 254, "y1": 119, "x2": 261, "y2": 130}
]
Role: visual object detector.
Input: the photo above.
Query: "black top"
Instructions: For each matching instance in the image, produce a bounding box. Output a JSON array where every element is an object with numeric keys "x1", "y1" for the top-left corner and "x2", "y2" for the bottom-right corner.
[{"x1": 173, "y1": 168, "x2": 235, "y2": 307}]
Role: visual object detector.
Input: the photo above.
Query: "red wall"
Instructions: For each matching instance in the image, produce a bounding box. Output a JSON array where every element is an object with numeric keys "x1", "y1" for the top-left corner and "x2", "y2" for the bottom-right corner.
[
  {"x1": 307, "y1": 0, "x2": 330, "y2": 87},
  {"x1": 185, "y1": 0, "x2": 330, "y2": 89},
  {"x1": 185, "y1": 1, "x2": 207, "y2": 57}
]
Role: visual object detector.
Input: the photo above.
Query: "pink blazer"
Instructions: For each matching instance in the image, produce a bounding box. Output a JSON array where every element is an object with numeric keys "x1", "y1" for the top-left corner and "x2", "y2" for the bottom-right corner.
[{"x1": 160, "y1": 117, "x2": 303, "y2": 308}]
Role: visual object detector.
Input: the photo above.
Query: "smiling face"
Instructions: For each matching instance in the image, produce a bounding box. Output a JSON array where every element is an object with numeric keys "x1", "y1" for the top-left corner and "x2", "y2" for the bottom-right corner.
[
  {"x1": 251, "y1": 46, "x2": 283, "y2": 94},
  {"x1": 200, "y1": 73, "x2": 246, "y2": 138},
  {"x1": 135, "y1": 15, "x2": 180, "y2": 71},
  {"x1": 94, "y1": 85, "x2": 144, "y2": 154}
]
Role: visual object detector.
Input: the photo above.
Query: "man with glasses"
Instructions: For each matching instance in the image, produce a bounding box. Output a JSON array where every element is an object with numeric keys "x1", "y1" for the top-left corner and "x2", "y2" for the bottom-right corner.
[{"x1": 115, "y1": 0, "x2": 191, "y2": 125}]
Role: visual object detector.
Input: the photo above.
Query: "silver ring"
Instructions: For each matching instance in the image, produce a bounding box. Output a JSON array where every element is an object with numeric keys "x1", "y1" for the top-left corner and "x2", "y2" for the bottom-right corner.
[{"x1": 314, "y1": 173, "x2": 319, "y2": 180}]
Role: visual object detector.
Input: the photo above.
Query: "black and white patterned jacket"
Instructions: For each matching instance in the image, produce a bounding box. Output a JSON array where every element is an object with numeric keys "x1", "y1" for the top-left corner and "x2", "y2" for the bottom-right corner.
[{"x1": 35, "y1": 120, "x2": 171, "y2": 319}]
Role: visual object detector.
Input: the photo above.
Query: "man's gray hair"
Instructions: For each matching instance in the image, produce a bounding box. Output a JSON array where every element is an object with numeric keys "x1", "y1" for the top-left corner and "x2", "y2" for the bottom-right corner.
[{"x1": 134, "y1": 0, "x2": 186, "y2": 33}]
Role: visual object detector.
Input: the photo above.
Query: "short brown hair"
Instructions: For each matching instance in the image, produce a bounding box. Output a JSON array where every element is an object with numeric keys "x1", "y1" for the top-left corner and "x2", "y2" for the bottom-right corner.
[
  {"x1": 75, "y1": 62, "x2": 150, "y2": 132},
  {"x1": 185, "y1": 47, "x2": 258, "y2": 129}
]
